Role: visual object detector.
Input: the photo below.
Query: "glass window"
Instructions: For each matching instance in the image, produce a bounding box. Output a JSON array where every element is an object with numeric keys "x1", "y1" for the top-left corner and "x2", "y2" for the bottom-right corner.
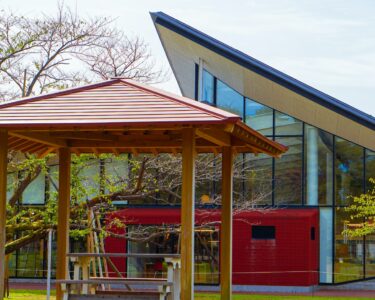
[
  {"x1": 252, "y1": 226, "x2": 275, "y2": 240},
  {"x1": 335, "y1": 138, "x2": 364, "y2": 206},
  {"x1": 365, "y1": 149, "x2": 375, "y2": 191},
  {"x1": 243, "y1": 153, "x2": 272, "y2": 205},
  {"x1": 319, "y1": 208, "x2": 333, "y2": 283},
  {"x1": 127, "y1": 225, "x2": 219, "y2": 284},
  {"x1": 7, "y1": 172, "x2": 17, "y2": 202},
  {"x1": 274, "y1": 137, "x2": 303, "y2": 205},
  {"x1": 334, "y1": 208, "x2": 364, "y2": 282},
  {"x1": 275, "y1": 111, "x2": 302, "y2": 135},
  {"x1": 104, "y1": 155, "x2": 129, "y2": 204},
  {"x1": 201, "y1": 70, "x2": 214, "y2": 104},
  {"x1": 195, "y1": 154, "x2": 216, "y2": 205},
  {"x1": 16, "y1": 239, "x2": 45, "y2": 277},
  {"x1": 245, "y1": 98, "x2": 273, "y2": 136},
  {"x1": 305, "y1": 125, "x2": 334, "y2": 206},
  {"x1": 22, "y1": 172, "x2": 46, "y2": 205},
  {"x1": 77, "y1": 158, "x2": 100, "y2": 201},
  {"x1": 216, "y1": 80, "x2": 244, "y2": 117},
  {"x1": 365, "y1": 234, "x2": 375, "y2": 278}
]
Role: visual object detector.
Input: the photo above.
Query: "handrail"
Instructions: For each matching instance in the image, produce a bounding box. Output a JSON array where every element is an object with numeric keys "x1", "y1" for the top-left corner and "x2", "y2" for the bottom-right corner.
[{"x1": 67, "y1": 253, "x2": 181, "y2": 259}]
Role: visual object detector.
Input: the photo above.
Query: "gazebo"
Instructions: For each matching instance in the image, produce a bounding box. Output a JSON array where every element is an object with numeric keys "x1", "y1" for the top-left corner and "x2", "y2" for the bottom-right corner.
[{"x1": 0, "y1": 78, "x2": 287, "y2": 300}]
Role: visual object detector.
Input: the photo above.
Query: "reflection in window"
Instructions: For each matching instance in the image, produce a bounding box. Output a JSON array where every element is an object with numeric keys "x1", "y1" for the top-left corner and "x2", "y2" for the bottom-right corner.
[
  {"x1": 243, "y1": 153, "x2": 272, "y2": 205},
  {"x1": 216, "y1": 80, "x2": 244, "y2": 117},
  {"x1": 305, "y1": 125, "x2": 333, "y2": 205},
  {"x1": 16, "y1": 239, "x2": 45, "y2": 277},
  {"x1": 195, "y1": 154, "x2": 217, "y2": 205},
  {"x1": 7, "y1": 172, "x2": 17, "y2": 202},
  {"x1": 334, "y1": 208, "x2": 364, "y2": 282},
  {"x1": 365, "y1": 234, "x2": 375, "y2": 278},
  {"x1": 78, "y1": 159, "x2": 100, "y2": 201},
  {"x1": 275, "y1": 111, "x2": 302, "y2": 135},
  {"x1": 274, "y1": 137, "x2": 303, "y2": 205},
  {"x1": 245, "y1": 98, "x2": 273, "y2": 136},
  {"x1": 320, "y1": 208, "x2": 333, "y2": 283},
  {"x1": 366, "y1": 149, "x2": 375, "y2": 191},
  {"x1": 104, "y1": 155, "x2": 129, "y2": 204},
  {"x1": 127, "y1": 225, "x2": 219, "y2": 284},
  {"x1": 22, "y1": 172, "x2": 45, "y2": 205},
  {"x1": 335, "y1": 138, "x2": 363, "y2": 206},
  {"x1": 201, "y1": 70, "x2": 214, "y2": 104}
]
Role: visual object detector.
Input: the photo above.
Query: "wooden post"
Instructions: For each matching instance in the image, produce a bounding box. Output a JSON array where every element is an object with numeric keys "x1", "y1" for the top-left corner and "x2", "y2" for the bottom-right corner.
[
  {"x1": 0, "y1": 130, "x2": 8, "y2": 300},
  {"x1": 181, "y1": 128, "x2": 195, "y2": 300},
  {"x1": 221, "y1": 147, "x2": 233, "y2": 300},
  {"x1": 56, "y1": 148, "x2": 71, "y2": 300}
]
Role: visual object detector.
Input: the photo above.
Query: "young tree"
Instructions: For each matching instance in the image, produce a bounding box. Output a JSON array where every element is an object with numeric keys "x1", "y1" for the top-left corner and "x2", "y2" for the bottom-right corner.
[{"x1": 343, "y1": 178, "x2": 375, "y2": 237}]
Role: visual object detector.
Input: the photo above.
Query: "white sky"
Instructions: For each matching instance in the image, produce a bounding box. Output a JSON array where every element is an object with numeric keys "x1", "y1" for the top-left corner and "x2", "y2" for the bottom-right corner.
[{"x1": 2, "y1": 0, "x2": 375, "y2": 116}]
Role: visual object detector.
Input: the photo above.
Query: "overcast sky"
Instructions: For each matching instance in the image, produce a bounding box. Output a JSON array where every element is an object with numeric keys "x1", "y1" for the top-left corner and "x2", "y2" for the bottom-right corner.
[{"x1": 2, "y1": 0, "x2": 375, "y2": 115}]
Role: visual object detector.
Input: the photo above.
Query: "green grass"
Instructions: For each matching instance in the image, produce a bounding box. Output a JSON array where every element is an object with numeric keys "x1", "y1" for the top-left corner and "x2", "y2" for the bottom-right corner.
[
  {"x1": 196, "y1": 294, "x2": 374, "y2": 300},
  {"x1": 5, "y1": 290, "x2": 374, "y2": 300}
]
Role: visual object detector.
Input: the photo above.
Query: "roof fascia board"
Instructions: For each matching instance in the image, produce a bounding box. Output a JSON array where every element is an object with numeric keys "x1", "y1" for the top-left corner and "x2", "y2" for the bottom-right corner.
[{"x1": 151, "y1": 12, "x2": 375, "y2": 131}]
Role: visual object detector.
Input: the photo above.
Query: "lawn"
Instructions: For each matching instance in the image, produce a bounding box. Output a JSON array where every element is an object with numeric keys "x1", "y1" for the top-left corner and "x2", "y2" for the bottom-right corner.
[{"x1": 5, "y1": 290, "x2": 375, "y2": 300}]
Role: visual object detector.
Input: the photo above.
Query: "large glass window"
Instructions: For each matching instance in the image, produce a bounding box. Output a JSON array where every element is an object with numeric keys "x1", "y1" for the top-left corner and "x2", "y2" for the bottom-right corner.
[
  {"x1": 22, "y1": 172, "x2": 46, "y2": 205},
  {"x1": 243, "y1": 153, "x2": 273, "y2": 205},
  {"x1": 16, "y1": 239, "x2": 45, "y2": 277},
  {"x1": 77, "y1": 158, "x2": 101, "y2": 201},
  {"x1": 335, "y1": 138, "x2": 363, "y2": 206},
  {"x1": 320, "y1": 208, "x2": 333, "y2": 283},
  {"x1": 127, "y1": 225, "x2": 219, "y2": 284},
  {"x1": 216, "y1": 80, "x2": 244, "y2": 118},
  {"x1": 245, "y1": 98, "x2": 273, "y2": 136},
  {"x1": 365, "y1": 149, "x2": 375, "y2": 191},
  {"x1": 274, "y1": 137, "x2": 303, "y2": 205},
  {"x1": 275, "y1": 111, "x2": 303, "y2": 135},
  {"x1": 7, "y1": 172, "x2": 17, "y2": 202},
  {"x1": 366, "y1": 234, "x2": 375, "y2": 278},
  {"x1": 201, "y1": 70, "x2": 214, "y2": 104},
  {"x1": 334, "y1": 208, "x2": 364, "y2": 282},
  {"x1": 305, "y1": 125, "x2": 334, "y2": 206}
]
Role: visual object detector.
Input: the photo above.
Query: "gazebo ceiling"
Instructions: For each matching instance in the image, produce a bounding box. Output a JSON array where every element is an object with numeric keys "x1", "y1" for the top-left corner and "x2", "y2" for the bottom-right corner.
[{"x1": 0, "y1": 78, "x2": 287, "y2": 157}]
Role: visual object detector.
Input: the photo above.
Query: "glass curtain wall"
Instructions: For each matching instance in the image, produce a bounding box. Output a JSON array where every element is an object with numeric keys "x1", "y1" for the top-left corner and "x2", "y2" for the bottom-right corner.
[{"x1": 198, "y1": 68, "x2": 375, "y2": 284}]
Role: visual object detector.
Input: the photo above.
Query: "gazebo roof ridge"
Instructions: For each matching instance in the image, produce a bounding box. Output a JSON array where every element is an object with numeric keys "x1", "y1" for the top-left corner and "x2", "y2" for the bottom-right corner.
[{"x1": 0, "y1": 78, "x2": 120, "y2": 109}]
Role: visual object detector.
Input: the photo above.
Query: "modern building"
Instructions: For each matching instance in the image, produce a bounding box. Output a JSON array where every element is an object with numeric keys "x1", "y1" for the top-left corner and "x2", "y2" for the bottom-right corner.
[
  {"x1": 6, "y1": 11, "x2": 375, "y2": 290},
  {"x1": 145, "y1": 12, "x2": 375, "y2": 286}
]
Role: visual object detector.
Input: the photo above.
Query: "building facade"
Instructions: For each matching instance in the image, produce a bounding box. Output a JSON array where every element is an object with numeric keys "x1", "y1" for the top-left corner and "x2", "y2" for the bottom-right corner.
[
  {"x1": 150, "y1": 12, "x2": 375, "y2": 285},
  {"x1": 6, "y1": 11, "x2": 375, "y2": 288}
]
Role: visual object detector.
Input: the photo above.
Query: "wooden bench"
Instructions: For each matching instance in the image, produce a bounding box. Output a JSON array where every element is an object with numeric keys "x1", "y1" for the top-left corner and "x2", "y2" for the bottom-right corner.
[{"x1": 57, "y1": 279, "x2": 173, "y2": 300}]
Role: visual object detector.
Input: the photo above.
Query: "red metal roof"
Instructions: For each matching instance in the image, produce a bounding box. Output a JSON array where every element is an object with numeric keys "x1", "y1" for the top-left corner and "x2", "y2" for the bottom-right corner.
[{"x1": 0, "y1": 78, "x2": 240, "y2": 128}]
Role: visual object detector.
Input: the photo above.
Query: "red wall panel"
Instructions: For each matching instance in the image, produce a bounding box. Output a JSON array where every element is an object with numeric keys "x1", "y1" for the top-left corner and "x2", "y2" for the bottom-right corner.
[{"x1": 105, "y1": 208, "x2": 319, "y2": 286}]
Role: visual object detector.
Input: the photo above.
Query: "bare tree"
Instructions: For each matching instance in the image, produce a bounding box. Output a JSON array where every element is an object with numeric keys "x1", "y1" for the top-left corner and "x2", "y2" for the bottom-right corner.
[
  {"x1": 0, "y1": 3, "x2": 166, "y2": 100},
  {"x1": 80, "y1": 32, "x2": 167, "y2": 83}
]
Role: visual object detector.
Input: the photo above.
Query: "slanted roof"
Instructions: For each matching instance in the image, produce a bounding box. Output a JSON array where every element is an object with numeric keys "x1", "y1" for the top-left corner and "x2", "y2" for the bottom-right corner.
[
  {"x1": 0, "y1": 78, "x2": 287, "y2": 157},
  {"x1": 151, "y1": 12, "x2": 375, "y2": 131}
]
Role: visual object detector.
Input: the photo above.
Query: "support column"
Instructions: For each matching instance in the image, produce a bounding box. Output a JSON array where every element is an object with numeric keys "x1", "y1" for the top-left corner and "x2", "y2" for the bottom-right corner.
[
  {"x1": 306, "y1": 126, "x2": 319, "y2": 205},
  {"x1": 0, "y1": 130, "x2": 8, "y2": 300},
  {"x1": 56, "y1": 148, "x2": 71, "y2": 300},
  {"x1": 221, "y1": 146, "x2": 233, "y2": 300},
  {"x1": 181, "y1": 128, "x2": 196, "y2": 300}
]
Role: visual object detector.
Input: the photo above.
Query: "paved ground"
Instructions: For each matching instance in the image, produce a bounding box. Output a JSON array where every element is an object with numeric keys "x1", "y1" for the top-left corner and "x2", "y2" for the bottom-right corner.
[{"x1": 8, "y1": 280, "x2": 375, "y2": 298}]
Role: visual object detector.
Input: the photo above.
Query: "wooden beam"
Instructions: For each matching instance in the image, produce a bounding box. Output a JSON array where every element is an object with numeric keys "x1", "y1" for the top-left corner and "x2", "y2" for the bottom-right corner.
[
  {"x1": 196, "y1": 128, "x2": 231, "y2": 146},
  {"x1": 9, "y1": 132, "x2": 67, "y2": 148},
  {"x1": 181, "y1": 128, "x2": 196, "y2": 300},
  {"x1": 56, "y1": 148, "x2": 71, "y2": 300},
  {"x1": 221, "y1": 146, "x2": 233, "y2": 300},
  {"x1": 0, "y1": 130, "x2": 8, "y2": 300}
]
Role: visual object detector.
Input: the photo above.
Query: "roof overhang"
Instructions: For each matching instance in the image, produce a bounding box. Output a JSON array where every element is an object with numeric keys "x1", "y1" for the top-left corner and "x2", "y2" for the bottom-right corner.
[
  {"x1": 151, "y1": 12, "x2": 375, "y2": 151},
  {"x1": 0, "y1": 78, "x2": 287, "y2": 158}
]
